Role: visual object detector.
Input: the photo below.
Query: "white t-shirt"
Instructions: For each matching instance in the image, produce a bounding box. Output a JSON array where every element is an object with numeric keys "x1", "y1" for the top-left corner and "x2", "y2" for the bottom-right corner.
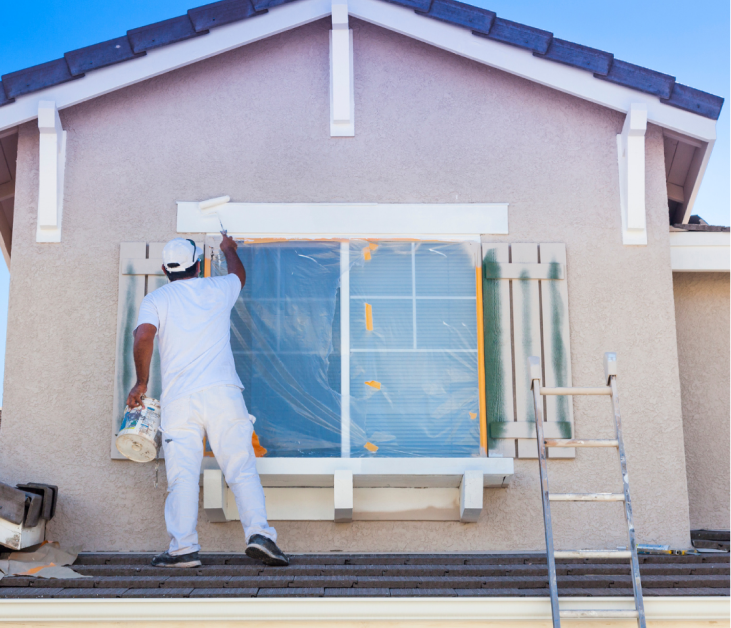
[{"x1": 135, "y1": 274, "x2": 244, "y2": 406}]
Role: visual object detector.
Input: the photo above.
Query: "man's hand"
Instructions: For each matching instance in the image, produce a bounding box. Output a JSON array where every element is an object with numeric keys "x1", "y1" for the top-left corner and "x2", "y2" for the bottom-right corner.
[
  {"x1": 220, "y1": 233, "x2": 246, "y2": 289},
  {"x1": 220, "y1": 233, "x2": 238, "y2": 255},
  {"x1": 127, "y1": 381, "x2": 147, "y2": 409}
]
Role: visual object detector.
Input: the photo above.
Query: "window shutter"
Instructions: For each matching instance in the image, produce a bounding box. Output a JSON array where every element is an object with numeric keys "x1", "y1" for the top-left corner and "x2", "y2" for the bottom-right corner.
[
  {"x1": 110, "y1": 242, "x2": 165, "y2": 459},
  {"x1": 482, "y1": 243, "x2": 574, "y2": 459}
]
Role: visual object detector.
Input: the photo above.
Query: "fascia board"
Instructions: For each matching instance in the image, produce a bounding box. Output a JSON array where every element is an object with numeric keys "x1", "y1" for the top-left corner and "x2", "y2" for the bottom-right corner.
[
  {"x1": 0, "y1": 0, "x2": 332, "y2": 133},
  {"x1": 0, "y1": 0, "x2": 718, "y2": 143},
  {"x1": 670, "y1": 230, "x2": 730, "y2": 271},
  {"x1": 0, "y1": 597, "x2": 726, "y2": 623},
  {"x1": 349, "y1": 0, "x2": 716, "y2": 143}
]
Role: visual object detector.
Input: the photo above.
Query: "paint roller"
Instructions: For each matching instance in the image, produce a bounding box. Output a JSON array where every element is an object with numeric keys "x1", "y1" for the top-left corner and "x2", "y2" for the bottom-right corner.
[{"x1": 198, "y1": 195, "x2": 230, "y2": 234}]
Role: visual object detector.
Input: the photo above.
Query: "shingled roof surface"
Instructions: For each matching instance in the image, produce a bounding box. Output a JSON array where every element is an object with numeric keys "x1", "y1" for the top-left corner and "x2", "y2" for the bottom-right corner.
[
  {"x1": 0, "y1": 0, "x2": 724, "y2": 120},
  {"x1": 0, "y1": 552, "x2": 728, "y2": 598}
]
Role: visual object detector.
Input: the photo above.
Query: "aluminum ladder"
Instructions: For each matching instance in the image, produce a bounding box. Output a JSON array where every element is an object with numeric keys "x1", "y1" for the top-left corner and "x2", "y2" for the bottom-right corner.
[{"x1": 528, "y1": 352, "x2": 645, "y2": 628}]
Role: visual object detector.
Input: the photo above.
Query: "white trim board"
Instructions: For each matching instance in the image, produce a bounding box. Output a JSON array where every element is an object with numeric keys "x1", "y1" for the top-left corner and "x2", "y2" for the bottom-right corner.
[
  {"x1": 0, "y1": 0, "x2": 715, "y2": 142},
  {"x1": 201, "y1": 456, "x2": 513, "y2": 488},
  {"x1": 670, "y1": 230, "x2": 730, "y2": 272},
  {"x1": 0, "y1": 597, "x2": 726, "y2": 624},
  {"x1": 178, "y1": 201, "x2": 509, "y2": 235}
]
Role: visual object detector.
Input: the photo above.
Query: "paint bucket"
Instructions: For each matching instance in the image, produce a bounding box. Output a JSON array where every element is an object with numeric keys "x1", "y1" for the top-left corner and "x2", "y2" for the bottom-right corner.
[{"x1": 116, "y1": 397, "x2": 162, "y2": 463}]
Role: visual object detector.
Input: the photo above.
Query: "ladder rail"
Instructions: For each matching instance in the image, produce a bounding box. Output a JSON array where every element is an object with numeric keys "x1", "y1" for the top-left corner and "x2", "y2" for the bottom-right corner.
[
  {"x1": 609, "y1": 372, "x2": 647, "y2": 628},
  {"x1": 529, "y1": 363, "x2": 560, "y2": 628},
  {"x1": 529, "y1": 353, "x2": 646, "y2": 628}
]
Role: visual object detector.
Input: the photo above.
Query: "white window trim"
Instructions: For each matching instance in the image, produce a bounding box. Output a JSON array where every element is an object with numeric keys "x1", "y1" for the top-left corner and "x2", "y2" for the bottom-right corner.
[
  {"x1": 190, "y1": 206, "x2": 514, "y2": 519},
  {"x1": 178, "y1": 201, "x2": 509, "y2": 237}
]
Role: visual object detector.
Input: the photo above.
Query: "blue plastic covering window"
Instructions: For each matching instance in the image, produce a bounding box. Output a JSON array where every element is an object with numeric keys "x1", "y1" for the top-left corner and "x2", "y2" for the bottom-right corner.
[{"x1": 213, "y1": 240, "x2": 481, "y2": 458}]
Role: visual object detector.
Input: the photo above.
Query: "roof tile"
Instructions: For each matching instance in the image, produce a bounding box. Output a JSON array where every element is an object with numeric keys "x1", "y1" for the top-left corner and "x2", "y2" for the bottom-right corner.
[
  {"x1": 596, "y1": 59, "x2": 675, "y2": 99},
  {"x1": 64, "y1": 36, "x2": 144, "y2": 76},
  {"x1": 416, "y1": 0, "x2": 494, "y2": 36},
  {"x1": 127, "y1": 15, "x2": 205, "y2": 54},
  {"x1": 477, "y1": 17, "x2": 552, "y2": 54},
  {"x1": 378, "y1": 0, "x2": 432, "y2": 12},
  {"x1": 252, "y1": 0, "x2": 299, "y2": 10},
  {"x1": 2, "y1": 58, "x2": 81, "y2": 100},
  {"x1": 662, "y1": 83, "x2": 724, "y2": 120},
  {"x1": 188, "y1": 0, "x2": 262, "y2": 33},
  {"x1": 0, "y1": 83, "x2": 13, "y2": 107},
  {"x1": 534, "y1": 38, "x2": 613, "y2": 76}
]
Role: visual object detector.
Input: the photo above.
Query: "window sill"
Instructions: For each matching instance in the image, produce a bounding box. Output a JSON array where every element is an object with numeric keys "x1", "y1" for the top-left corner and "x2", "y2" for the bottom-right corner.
[{"x1": 201, "y1": 458, "x2": 513, "y2": 523}]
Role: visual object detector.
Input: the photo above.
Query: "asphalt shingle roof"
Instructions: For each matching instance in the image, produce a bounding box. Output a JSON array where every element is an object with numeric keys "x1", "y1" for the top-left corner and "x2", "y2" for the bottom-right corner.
[
  {"x1": 0, "y1": 552, "x2": 728, "y2": 598},
  {"x1": 0, "y1": 0, "x2": 724, "y2": 120}
]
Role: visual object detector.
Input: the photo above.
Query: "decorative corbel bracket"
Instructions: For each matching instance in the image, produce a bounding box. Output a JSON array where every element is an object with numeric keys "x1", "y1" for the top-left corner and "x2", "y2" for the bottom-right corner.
[
  {"x1": 330, "y1": 0, "x2": 354, "y2": 137},
  {"x1": 37, "y1": 101, "x2": 66, "y2": 243},
  {"x1": 616, "y1": 103, "x2": 647, "y2": 246}
]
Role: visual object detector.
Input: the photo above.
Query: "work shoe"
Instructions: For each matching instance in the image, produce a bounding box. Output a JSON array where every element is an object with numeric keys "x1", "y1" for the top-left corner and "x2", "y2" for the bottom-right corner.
[
  {"x1": 151, "y1": 551, "x2": 202, "y2": 568},
  {"x1": 245, "y1": 534, "x2": 289, "y2": 566}
]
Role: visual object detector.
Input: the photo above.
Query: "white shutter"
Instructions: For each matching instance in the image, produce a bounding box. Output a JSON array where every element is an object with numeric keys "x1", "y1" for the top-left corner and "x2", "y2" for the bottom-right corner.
[
  {"x1": 110, "y1": 242, "x2": 165, "y2": 459},
  {"x1": 482, "y1": 243, "x2": 574, "y2": 459}
]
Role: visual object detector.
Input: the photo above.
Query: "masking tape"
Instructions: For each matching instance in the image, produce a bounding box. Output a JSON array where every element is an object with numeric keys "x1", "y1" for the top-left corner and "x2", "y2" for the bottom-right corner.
[
  {"x1": 365, "y1": 380, "x2": 381, "y2": 390},
  {"x1": 364, "y1": 441, "x2": 379, "y2": 453},
  {"x1": 469, "y1": 412, "x2": 477, "y2": 420},
  {"x1": 368, "y1": 242, "x2": 379, "y2": 250},
  {"x1": 363, "y1": 248, "x2": 371, "y2": 261},
  {"x1": 365, "y1": 303, "x2": 373, "y2": 331}
]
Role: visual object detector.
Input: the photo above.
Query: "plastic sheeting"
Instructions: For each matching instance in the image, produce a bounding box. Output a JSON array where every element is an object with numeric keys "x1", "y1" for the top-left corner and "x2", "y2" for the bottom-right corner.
[{"x1": 212, "y1": 240, "x2": 482, "y2": 458}]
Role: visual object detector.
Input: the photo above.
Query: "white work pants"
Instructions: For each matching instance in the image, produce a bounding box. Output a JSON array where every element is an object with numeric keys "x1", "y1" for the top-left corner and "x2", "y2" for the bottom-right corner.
[{"x1": 161, "y1": 385, "x2": 276, "y2": 555}]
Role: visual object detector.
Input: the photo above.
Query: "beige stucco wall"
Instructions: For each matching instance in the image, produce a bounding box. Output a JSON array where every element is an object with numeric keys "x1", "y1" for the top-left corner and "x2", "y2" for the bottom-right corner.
[
  {"x1": 673, "y1": 272, "x2": 730, "y2": 530},
  {"x1": 0, "y1": 18, "x2": 692, "y2": 552}
]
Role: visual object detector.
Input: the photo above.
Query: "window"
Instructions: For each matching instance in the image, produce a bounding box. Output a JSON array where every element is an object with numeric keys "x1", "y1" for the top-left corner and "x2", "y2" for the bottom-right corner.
[{"x1": 213, "y1": 239, "x2": 483, "y2": 458}]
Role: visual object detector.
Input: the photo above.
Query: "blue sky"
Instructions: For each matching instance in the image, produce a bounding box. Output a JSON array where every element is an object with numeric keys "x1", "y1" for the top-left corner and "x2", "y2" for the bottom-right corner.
[{"x1": 0, "y1": 0, "x2": 727, "y2": 404}]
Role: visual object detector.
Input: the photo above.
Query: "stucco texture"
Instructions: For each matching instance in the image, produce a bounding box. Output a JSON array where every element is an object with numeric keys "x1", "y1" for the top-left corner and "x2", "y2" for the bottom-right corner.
[
  {"x1": 673, "y1": 272, "x2": 730, "y2": 530},
  {"x1": 0, "y1": 18, "x2": 692, "y2": 552}
]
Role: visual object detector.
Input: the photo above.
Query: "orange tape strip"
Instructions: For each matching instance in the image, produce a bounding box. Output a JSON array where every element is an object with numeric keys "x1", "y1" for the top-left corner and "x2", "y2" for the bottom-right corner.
[
  {"x1": 364, "y1": 441, "x2": 379, "y2": 453},
  {"x1": 365, "y1": 303, "x2": 373, "y2": 331},
  {"x1": 363, "y1": 248, "x2": 372, "y2": 261},
  {"x1": 475, "y1": 266, "x2": 488, "y2": 455},
  {"x1": 365, "y1": 380, "x2": 381, "y2": 390},
  {"x1": 469, "y1": 412, "x2": 477, "y2": 420},
  {"x1": 252, "y1": 430, "x2": 268, "y2": 457}
]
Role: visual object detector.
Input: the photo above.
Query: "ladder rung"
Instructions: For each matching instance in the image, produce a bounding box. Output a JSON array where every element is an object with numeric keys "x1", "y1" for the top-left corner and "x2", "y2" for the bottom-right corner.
[
  {"x1": 554, "y1": 550, "x2": 632, "y2": 559},
  {"x1": 545, "y1": 439, "x2": 618, "y2": 448},
  {"x1": 559, "y1": 610, "x2": 639, "y2": 619},
  {"x1": 540, "y1": 386, "x2": 611, "y2": 396},
  {"x1": 550, "y1": 493, "x2": 625, "y2": 502}
]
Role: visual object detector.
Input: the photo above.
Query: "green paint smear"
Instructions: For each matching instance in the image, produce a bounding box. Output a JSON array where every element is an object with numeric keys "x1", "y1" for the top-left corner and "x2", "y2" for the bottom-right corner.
[
  {"x1": 482, "y1": 249, "x2": 507, "y2": 453},
  {"x1": 520, "y1": 269, "x2": 535, "y2": 424}
]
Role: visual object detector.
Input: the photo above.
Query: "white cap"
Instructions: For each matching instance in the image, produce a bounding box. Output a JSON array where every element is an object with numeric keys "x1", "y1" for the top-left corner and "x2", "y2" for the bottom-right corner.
[{"x1": 162, "y1": 238, "x2": 203, "y2": 272}]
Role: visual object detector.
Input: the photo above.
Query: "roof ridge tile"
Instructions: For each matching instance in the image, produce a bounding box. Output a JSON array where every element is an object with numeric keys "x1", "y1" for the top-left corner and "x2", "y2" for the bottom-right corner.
[
  {"x1": 127, "y1": 14, "x2": 207, "y2": 55},
  {"x1": 662, "y1": 82, "x2": 725, "y2": 121},
  {"x1": 188, "y1": 0, "x2": 266, "y2": 33},
  {"x1": 595, "y1": 58, "x2": 675, "y2": 99},
  {"x1": 415, "y1": 0, "x2": 495, "y2": 36},
  {"x1": 64, "y1": 36, "x2": 146, "y2": 77},
  {"x1": 1, "y1": 58, "x2": 83, "y2": 100},
  {"x1": 476, "y1": 16, "x2": 552, "y2": 55},
  {"x1": 534, "y1": 37, "x2": 613, "y2": 76}
]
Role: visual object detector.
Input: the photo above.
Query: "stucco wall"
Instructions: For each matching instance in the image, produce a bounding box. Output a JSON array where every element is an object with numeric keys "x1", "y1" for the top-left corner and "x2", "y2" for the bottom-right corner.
[
  {"x1": 0, "y1": 18, "x2": 691, "y2": 552},
  {"x1": 673, "y1": 272, "x2": 730, "y2": 530}
]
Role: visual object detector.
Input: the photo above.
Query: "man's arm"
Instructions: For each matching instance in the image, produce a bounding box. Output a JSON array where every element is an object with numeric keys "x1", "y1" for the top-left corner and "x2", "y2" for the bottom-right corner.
[
  {"x1": 126, "y1": 323, "x2": 157, "y2": 408},
  {"x1": 220, "y1": 233, "x2": 246, "y2": 288}
]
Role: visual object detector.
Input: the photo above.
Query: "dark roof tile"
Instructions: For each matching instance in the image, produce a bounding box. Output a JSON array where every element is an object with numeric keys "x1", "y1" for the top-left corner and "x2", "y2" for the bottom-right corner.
[
  {"x1": 0, "y1": 83, "x2": 13, "y2": 107},
  {"x1": 378, "y1": 0, "x2": 432, "y2": 12},
  {"x1": 252, "y1": 0, "x2": 300, "y2": 10},
  {"x1": 188, "y1": 0, "x2": 262, "y2": 33},
  {"x1": 64, "y1": 36, "x2": 144, "y2": 76},
  {"x1": 127, "y1": 15, "x2": 205, "y2": 54},
  {"x1": 596, "y1": 59, "x2": 675, "y2": 99},
  {"x1": 534, "y1": 38, "x2": 613, "y2": 75},
  {"x1": 662, "y1": 83, "x2": 724, "y2": 121},
  {"x1": 416, "y1": 0, "x2": 494, "y2": 36},
  {"x1": 2, "y1": 58, "x2": 81, "y2": 99},
  {"x1": 477, "y1": 17, "x2": 552, "y2": 54}
]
